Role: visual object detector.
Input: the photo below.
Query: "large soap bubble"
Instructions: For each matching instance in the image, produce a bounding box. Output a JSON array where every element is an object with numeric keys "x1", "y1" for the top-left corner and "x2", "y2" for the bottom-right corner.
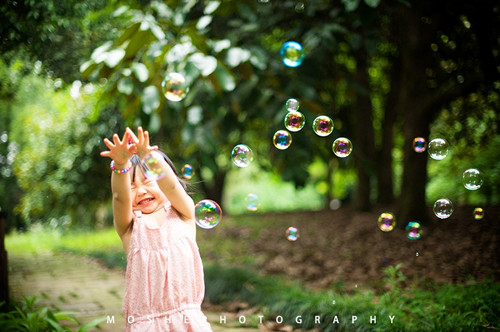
[
  {"x1": 280, "y1": 41, "x2": 305, "y2": 67},
  {"x1": 162, "y1": 72, "x2": 189, "y2": 102},
  {"x1": 195, "y1": 199, "x2": 222, "y2": 229}
]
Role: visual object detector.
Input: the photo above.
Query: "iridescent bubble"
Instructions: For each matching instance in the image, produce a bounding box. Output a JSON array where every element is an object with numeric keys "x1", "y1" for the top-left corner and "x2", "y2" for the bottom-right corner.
[
  {"x1": 427, "y1": 138, "x2": 449, "y2": 160},
  {"x1": 332, "y1": 137, "x2": 353, "y2": 158},
  {"x1": 280, "y1": 41, "x2": 305, "y2": 68},
  {"x1": 286, "y1": 98, "x2": 300, "y2": 112},
  {"x1": 273, "y1": 130, "x2": 292, "y2": 150},
  {"x1": 433, "y1": 198, "x2": 454, "y2": 219},
  {"x1": 231, "y1": 144, "x2": 253, "y2": 167},
  {"x1": 313, "y1": 115, "x2": 334, "y2": 137},
  {"x1": 284, "y1": 111, "x2": 305, "y2": 132},
  {"x1": 162, "y1": 72, "x2": 189, "y2": 102},
  {"x1": 181, "y1": 164, "x2": 195, "y2": 179},
  {"x1": 377, "y1": 213, "x2": 396, "y2": 232},
  {"x1": 406, "y1": 221, "x2": 422, "y2": 240},
  {"x1": 245, "y1": 193, "x2": 260, "y2": 212},
  {"x1": 473, "y1": 207, "x2": 484, "y2": 220},
  {"x1": 413, "y1": 137, "x2": 427, "y2": 153},
  {"x1": 142, "y1": 151, "x2": 167, "y2": 180},
  {"x1": 463, "y1": 168, "x2": 483, "y2": 190},
  {"x1": 286, "y1": 226, "x2": 299, "y2": 241},
  {"x1": 194, "y1": 199, "x2": 222, "y2": 229}
]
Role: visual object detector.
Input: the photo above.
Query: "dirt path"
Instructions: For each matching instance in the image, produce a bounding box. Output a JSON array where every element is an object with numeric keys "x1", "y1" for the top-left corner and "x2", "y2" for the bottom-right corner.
[{"x1": 8, "y1": 251, "x2": 261, "y2": 331}]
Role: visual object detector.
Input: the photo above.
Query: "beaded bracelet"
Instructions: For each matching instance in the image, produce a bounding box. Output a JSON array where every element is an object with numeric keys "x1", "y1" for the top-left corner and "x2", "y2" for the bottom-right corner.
[{"x1": 110, "y1": 160, "x2": 132, "y2": 174}]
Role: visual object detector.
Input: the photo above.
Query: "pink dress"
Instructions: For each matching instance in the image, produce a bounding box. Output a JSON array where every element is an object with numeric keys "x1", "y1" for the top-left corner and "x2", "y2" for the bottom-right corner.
[{"x1": 123, "y1": 203, "x2": 212, "y2": 331}]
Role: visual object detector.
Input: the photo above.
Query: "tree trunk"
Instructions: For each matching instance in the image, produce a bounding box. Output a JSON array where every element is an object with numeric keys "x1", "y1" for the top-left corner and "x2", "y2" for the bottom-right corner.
[{"x1": 353, "y1": 50, "x2": 376, "y2": 211}]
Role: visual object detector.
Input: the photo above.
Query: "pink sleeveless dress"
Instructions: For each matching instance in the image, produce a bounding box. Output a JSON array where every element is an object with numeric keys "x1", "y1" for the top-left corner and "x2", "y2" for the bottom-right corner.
[{"x1": 123, "y1": 203, "x2": 212, "y2": 331}]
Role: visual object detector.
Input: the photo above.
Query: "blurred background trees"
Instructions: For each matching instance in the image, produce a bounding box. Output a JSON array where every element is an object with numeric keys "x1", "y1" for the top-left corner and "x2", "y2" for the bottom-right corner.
[{"x1": 0, "y1": 0, "x2": 498, "y2": 231}]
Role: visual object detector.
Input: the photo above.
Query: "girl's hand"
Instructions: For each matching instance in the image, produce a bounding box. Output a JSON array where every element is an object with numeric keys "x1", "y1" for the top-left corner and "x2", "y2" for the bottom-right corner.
[
  {"x1": 128, "y1": 127, "x2": 158, "y2": 159},
  {"x1": 99, "y1": 129, "x2": 135, "y2": 166}
]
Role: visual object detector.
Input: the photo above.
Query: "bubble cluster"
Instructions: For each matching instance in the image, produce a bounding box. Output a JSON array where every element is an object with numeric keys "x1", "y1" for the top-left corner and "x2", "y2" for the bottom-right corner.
[
  {"x1": 312, "y1": 115, "x2": 334, "y2": 137},
  {"x1": 462, "y1": 168, "x2": 483, "y2": 190},
  {"x1": 245, "y1": 193, "x2": 260, "y2": 211},
  {"x1": 473, "y1": 207, "x2": 484, "y2": 220},
  {"x1": 406, "y1": 221, "x2": 422, "y2": 240},
  {"x1": 377, "y1": 213, "x2": 396, "y2": 232},
  {"x1": 142, "y1": 151, "x2": 167, "y2": 180},
  {"x1": 280, "y1": 41, "x2": 305, "y2": 68},
  {"x1": 284, "y1": 111, "x2": 306, "y2": 132},
  {"x1": 286, "y1": 226, "x2": 299, "y2": 241},
  {"x1": 286, "y1": 98, "x2": 300, "y2": 112},
  {"x1": 273, "y1": 130, "x2": 292, "y2": 150},
  {"x1": 231, "y1": 144, "x2": 253, "y2": 167},
  {"x1": 181, "y1": 164, "x2": 195, "y2": 179},
  {"x1": 428, "y1": 138, "x2": 449, "y2": 160},
  {"x1": 162, "y1": 72, "x2": 189, "y2": 102},
  {"x1": 194, "y1": 199, "x2": 222, "y2": 229},
  {"x1": 332, "y1": 137, "x2": 353, "y2": 158},
  {"x1": 413, "y1": 137, "x2": 427, "y2": 153},
  {"x1": 433, "y1": 198, "x2": 453, "y2": 219}
]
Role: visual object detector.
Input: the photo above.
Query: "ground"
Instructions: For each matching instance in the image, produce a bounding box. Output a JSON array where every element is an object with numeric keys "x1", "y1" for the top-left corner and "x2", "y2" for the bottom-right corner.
[{"x1": 201, "y1": 205, "x2": 499, "y2": 292}]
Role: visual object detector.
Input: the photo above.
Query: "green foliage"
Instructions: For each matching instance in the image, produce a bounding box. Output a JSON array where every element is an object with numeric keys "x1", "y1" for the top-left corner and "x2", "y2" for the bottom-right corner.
[{"x1": 0, "y1": 295, "x2": 106, "y2": 332}]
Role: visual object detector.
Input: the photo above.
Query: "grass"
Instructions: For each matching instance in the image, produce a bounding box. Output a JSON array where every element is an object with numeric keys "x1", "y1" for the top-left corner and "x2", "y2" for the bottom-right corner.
[{"x1": 6, "y1": 221, "x2": 500, "y2": 331}]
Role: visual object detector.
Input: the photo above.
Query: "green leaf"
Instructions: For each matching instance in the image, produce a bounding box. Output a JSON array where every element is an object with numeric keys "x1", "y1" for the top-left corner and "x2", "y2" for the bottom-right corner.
[
  {"x1": 226, "y1": 47, "x2": 251, "y2": 68},
  {"x1": 196, "y1": 15, "x2": 212, "y2": 30},
  {"x1": 341, "y1": 0, "x2": 360, "y2": 11},
  {"x1": 90, "y1": 41, "x2": 112, "y2": 63},
  {"x1": 364, "y1": 0, "x2": 381, "y2": 7},
  {"x1": 214, "y1": 65, "x2": 236, "y2": 92},
  {"x1": 117, "y1": 77, "x2": 134, "y2": 95},
  {"x1": 142, "y1": 85, "x2": 160, "y2": 115},
  {"x1": 188, "y1": 53, "x2": 217, "y2": 77},
  {"x1": 104, "y1": 49, "x2": 126, "y2": 68},
  {"x1": 77, "y1": 317, "x2": 107, "y2": 332},
  {"x1": 79, "y1": 60, "x2": 97, "y2": 78},
  {"x1": 116, "y1": 22, "x2": 141, "y2": 46},
  {"x1": 204, "y1": 1, "x2": 220, "y2": 14},
  {"x1": 131, "y1": 63, "x2": 149, "y2": 82}
]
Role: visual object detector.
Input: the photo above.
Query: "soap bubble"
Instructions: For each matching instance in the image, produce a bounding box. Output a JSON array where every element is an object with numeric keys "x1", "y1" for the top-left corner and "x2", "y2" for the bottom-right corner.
[
  {"x1": 181, "y1": 164, "x2": 195, "y2": 179},
  {"x1": 195, "y1": 199, "x2": 222, "y2": 229},
  {"x1": 284, "y1": 111, "x2": 306, "y2": 132},
  {"x1": 377, "y1": 213, "x2": 396, "y2": 232},
  {"x1": 406, "y1": 221, "x2": 422, "y2": 240},
  {"x1": 463, "y1": 168, "x2": 483, "y2": 190},
  {"x1": 433, "y1": 198, "x2": 453, "y2": 219},
  {"x1": 332, "y1": 137, "x2": 353, "y2": 158},
  {"x1": 143, "y1": 151, "x2": 167, "y2": 180},
  {"x1": 162, "y1": 72, "x2": 189, "y2": 102},
  {"x1": 286, "y1": 98, "x2": 300, "y2": 112},
  {"x1": 313, "y1": 115, "x2": 334, "y2": 137},
  {"x1": 273, "y1": 130, "x2": 292, "y2": 150},
  {"x1": 231, "y1": 144, "x2": 253, "y2": 167},
  {"x1": 413, "y1": 137, "x2": 427, "y2": 153},
  {"x1": 473, "y1": 207, "x2": 484, "y2": 220},
  {"x1": 280, "y1": 41, "x2": 305, "y2": 67},
  {"x1": 245, "y1": 193, "x2": 260, "y2": 211},
  {"x1": 428, "y1": 138, "x2": 449, "y2": 160},
  {"x1": 286, "y1": 226, "x2": 299, "y2": 241}
]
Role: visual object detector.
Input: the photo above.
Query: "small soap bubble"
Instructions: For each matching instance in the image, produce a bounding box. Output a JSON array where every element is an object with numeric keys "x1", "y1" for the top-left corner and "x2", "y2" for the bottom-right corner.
[
  {"x1": 231, "y1": 144, "x2": 253, "y2": 167},
  {"x1": 273, "y1": 130, "x2": 292, "y2": 150},
  {"x1": 416, "y1": 252, "x2": 419, "y2": 257},
  {"x1": 284, "y1": 111, "x2": 305, "y2": 132},
  {"x1": 286, "y1": 226, "x2": 299, "y2": 241},
  {"x1": 433, "y1": 198, "x2": 453, "y2": 219},
  {"x1": 313, "y1": 115, "x2": 334, "y2": 137},
  {"x1": 377, "y1": 213, "x2": 396, "y2": 232},
  {"x1": 332, "y1": 137, "x2": 353, "y2": 158},
  {"x1": 329, "y1": 198, "x2": 341, "y2": 210},
  {"x1": 162, "y1": 72, "x2": 189, "y2": 102},
  {"x1": 473, "y1": 207, "x2": 484, "y2": 220},
  {"x1": 245, "y1": 193, "x2": 260, "y2": 211},
  {"x1": 280, "y1": 41, "x2": 305, "y2": 68},
  {"x1": 413, "y1": 137, "x2": 427, "y2": 153},
  {"x1": 181, "y1": 164, "x2": 195, "y2": 179},
  {"x1": 463, "y1": 168, "x2": 483, "y2": 190},
  {"x1": 286, "y1": 98, "x2": 300, "y2": 112},
  {"x1": 428, "y1": 138, "x2": 449, "y2": 160},
  {"x1": 143, "y1": 151, "x2": 167, "y2": 180},
  {"x1": 295, "y1": 2, "x2": 305, "y2": 12},
  {"x1": 195, "y1": 199, "x2": 222, "y2": 229},
  {"x1": 406, "y1": 221, "x2": 422, "y2": 240}
]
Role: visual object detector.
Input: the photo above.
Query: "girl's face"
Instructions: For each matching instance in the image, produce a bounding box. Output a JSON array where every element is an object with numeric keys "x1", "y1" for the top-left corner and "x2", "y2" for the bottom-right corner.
[{"x1": 130, "y1": 167, "x2": 168, "y2": 214}]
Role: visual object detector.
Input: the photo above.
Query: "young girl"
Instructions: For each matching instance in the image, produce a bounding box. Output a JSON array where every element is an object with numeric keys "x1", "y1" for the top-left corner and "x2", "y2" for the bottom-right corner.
[{"x1": 100, "y1": 127, "x2": 212, "y2": 332}]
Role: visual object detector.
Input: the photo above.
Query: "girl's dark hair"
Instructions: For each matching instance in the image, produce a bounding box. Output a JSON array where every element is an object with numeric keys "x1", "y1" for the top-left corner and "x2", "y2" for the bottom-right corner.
[{"x1": 130, "y1": 152, "x2": 188, "y2": 190}]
